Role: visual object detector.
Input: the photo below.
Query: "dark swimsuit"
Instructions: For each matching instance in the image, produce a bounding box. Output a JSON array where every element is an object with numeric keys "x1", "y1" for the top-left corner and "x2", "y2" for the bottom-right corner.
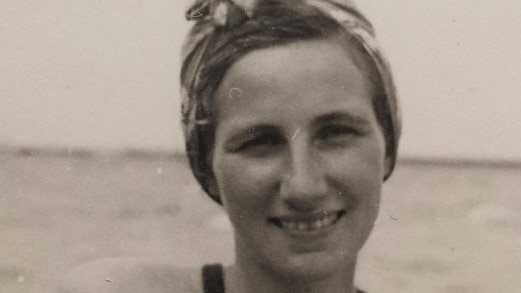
[
  {"x1": 202, "y1": 264, "x2": 366, "y2": 293},
  {"x1": 202, "y1": 264, "x2": 226, "y2": 293}
]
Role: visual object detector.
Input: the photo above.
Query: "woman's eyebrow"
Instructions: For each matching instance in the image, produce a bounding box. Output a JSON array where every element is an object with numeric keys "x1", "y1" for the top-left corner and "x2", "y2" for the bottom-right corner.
[
  {"x1": 314, "y1": 111, "x2": 371, "y2": 126},
  {"x1": 226, "y1": 124, "x2": 280, "y2": 142}
]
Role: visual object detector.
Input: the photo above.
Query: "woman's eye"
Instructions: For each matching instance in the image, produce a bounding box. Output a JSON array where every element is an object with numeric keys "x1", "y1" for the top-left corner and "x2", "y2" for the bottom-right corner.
[
  {"x1": 316, "y1": 125, "x2": 358, "y2": 145},
  {"x1": 233, "y1": 134, "x2": 283, "y2": 157}
]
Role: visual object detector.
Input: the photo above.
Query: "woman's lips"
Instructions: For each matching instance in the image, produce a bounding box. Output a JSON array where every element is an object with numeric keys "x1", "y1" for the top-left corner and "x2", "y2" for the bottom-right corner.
[{"x1": 269, "y1": 211, "x2": 345, "y2": 232}]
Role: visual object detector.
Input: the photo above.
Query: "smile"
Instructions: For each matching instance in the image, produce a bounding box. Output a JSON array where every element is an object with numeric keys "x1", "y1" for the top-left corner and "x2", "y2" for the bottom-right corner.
[{"x1": 269, "y1": 211, "x2": 345, "y2": 232}]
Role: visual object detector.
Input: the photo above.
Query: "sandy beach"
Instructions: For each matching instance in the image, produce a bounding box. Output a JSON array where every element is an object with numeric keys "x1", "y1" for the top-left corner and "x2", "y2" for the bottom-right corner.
[{"x1": 1, "y1": 151, "x2": 520, "y2": 293}]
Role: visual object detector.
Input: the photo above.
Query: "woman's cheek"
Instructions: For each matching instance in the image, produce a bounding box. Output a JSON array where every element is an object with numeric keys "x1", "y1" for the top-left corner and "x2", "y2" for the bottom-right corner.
[{"x1": 219, "y1": 156, "x2": 281, "y2": 205}]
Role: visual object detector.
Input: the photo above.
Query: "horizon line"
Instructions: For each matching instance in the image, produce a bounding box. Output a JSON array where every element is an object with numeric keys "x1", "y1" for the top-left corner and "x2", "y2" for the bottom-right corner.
[{"x1": 1, "y1": 145, "x2": 521, "y2": 169}]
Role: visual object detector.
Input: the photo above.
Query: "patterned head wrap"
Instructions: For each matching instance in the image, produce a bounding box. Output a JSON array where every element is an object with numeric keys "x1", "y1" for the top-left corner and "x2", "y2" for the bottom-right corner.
[{"x1": 181, "y1": 0, "x2": 401, "y2": 203}]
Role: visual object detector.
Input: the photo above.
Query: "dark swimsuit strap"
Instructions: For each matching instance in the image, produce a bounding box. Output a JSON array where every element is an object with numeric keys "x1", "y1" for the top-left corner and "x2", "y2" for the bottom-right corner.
[
  {"x1": 202, "y1": 264, "x2": 225, "y2": 293},
  {"x1": 202, "y1": 263, "x2": 366, "y2": 293}
]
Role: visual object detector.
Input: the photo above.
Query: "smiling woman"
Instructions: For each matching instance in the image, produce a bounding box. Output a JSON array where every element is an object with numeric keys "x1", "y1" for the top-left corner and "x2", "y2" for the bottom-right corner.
[
  {"x1": 58, "y1": 0, "x2": 400, "y2": 292},
  {"x1": 211, "y1": 41, "x2": 388, "y2": 286}
]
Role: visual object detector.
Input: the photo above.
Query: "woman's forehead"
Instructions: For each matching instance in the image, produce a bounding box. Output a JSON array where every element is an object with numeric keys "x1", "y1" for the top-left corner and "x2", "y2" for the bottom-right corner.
[
  {"x1": 216, "y1": 39, "x2": 374, "y2": 102},
  {"x1": 213, "y1": 40, "x2": 375, "y2": 128}
]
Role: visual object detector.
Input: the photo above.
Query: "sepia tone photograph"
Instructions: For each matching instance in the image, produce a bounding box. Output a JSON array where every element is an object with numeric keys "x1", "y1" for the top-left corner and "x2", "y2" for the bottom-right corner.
[{"x1": 1, "y1": 1, "x2": 520, "y2": 292}]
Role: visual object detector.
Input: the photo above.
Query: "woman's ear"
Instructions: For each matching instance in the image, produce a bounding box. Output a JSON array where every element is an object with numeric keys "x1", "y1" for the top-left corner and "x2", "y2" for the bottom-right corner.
[
  {"x1": 383, "y1": 151, "x2": 394, "y2": 181},
  {"x1": 206, "y1": 145, "x2": 222, "y2": 203},
  {"x1": 208, "y1": 177, "x2": 219, "y2": 197},
  {"x1": 207, "y1": 175, "x2": 222, "y2": 204}
]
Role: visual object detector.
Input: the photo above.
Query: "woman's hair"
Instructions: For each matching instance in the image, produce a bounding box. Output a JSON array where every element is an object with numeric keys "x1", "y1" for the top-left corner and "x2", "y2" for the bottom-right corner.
[{"x1": 181, "y1": 0, "x2": 401, "y2": 203}]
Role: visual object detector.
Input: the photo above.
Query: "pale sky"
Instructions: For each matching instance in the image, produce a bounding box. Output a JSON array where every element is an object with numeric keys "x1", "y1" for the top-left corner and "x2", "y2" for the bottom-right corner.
[{"x1": 1, "y1": 1, "x2": 520, "y2": 161}]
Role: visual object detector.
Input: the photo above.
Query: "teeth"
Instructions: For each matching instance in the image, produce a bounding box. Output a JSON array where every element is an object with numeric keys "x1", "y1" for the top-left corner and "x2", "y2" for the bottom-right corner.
[
  {"x1": 279, "y1": 213, "x2": 339, "y2": 232},
  {"x1": 297, "y1": 222, "x2": 309, "y2": 231},
  {"x1": 311, "y1": 220, "x2": 323, "y2": 230}
]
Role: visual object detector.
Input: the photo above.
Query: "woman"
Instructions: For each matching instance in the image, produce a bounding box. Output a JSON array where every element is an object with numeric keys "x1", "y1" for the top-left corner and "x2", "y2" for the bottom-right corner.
[{"x1": 60, "y1": 0, "x2": 400, "y2": 292}]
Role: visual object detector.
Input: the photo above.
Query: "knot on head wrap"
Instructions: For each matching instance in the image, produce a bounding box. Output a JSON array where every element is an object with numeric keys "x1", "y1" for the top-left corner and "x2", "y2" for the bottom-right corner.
[{"x1": 181, "y1": 0, "x2": 402, "y2": 204}]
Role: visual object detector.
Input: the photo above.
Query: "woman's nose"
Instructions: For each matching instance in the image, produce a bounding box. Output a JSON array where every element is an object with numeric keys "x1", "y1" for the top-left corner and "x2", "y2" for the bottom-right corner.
[{"x1": 280, "y1": 142, "x2": 328, "y2": 210}]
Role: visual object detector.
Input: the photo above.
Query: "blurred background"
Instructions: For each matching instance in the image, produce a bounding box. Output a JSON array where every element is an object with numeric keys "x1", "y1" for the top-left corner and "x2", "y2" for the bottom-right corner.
[{"x1": 1, "y1": 1, "x2": 520, "y2": 292}]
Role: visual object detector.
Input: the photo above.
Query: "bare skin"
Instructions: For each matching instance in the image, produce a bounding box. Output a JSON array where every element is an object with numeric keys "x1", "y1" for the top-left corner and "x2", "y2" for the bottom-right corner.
[{"x1": 59, "y1": 259, "x2": 355, "y2": 293}]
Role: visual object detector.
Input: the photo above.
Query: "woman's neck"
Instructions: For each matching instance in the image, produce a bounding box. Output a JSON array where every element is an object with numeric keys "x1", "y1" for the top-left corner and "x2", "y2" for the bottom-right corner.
[{"x1": 225, "y1": 259, "x2": 357, "y2": 293}]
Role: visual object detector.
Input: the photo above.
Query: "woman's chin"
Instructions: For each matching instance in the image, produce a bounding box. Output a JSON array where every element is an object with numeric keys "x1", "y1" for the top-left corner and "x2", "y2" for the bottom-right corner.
[{"x1": 270, "y1": 251, "x2": 354, "y2": 280}]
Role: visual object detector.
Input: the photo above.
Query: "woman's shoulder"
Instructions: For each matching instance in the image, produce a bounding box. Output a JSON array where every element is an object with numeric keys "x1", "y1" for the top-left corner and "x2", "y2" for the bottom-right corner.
[{"x1": 57, "y1": 257, "x2": 202, "y2": 293}]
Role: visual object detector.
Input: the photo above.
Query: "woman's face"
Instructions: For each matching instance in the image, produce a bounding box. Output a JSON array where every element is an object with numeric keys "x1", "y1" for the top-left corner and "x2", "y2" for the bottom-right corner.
[{"x1": 211, "y1": 39, "x2": 389, "y2": 278}]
